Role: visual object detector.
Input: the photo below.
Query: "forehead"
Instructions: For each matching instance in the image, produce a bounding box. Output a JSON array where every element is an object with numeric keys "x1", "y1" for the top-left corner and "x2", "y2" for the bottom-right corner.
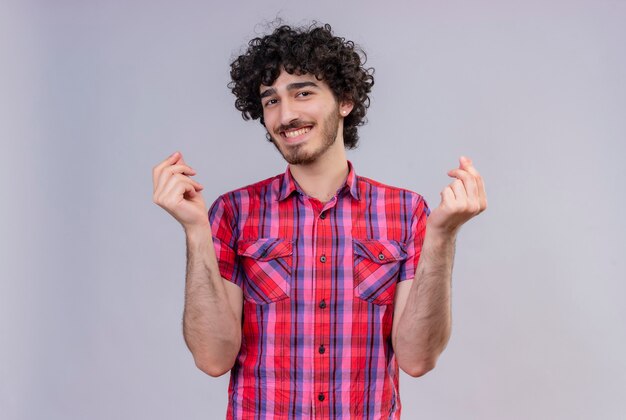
[{"x1": 259, "y1": 70, "x2": 328, "y2": 92}]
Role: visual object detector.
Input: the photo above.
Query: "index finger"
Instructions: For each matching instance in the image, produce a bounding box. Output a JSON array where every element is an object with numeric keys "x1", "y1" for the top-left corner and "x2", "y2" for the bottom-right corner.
[
  {"x1": 152, "y1": 151, "x2": 181, "y2": 188},
  {"x1": 460, "y1": 156, "x2": 487, "y2": 211}
]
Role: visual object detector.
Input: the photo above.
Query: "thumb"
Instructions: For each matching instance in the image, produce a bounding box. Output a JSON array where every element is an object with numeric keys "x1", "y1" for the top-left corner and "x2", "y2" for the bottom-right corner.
[
  {"x1": 173, "y1": 152, "x2": 185, "y2": 165},
  {"x1": 459, "y1": 155, "x2": 473, "y2": 170}
]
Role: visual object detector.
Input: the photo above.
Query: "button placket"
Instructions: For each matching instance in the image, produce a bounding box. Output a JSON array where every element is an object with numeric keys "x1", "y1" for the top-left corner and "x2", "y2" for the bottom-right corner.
[{"x1": 313, "y1": 198, "x2": 338, "y2": 411}]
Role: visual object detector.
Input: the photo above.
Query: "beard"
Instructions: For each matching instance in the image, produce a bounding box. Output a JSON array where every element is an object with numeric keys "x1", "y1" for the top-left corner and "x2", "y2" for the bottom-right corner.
[{"x1": 267, "y1": 106, "x2": 340, "y2": 165}]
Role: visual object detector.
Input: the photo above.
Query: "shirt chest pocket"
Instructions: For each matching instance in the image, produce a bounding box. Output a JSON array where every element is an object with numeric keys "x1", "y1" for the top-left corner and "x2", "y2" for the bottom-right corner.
[
  {"x1": 353, "y1": 238, "x2": 408, "y2": 305},
  {"x1": 237, "y1": 238, "x2": 293, "y2": 304}
]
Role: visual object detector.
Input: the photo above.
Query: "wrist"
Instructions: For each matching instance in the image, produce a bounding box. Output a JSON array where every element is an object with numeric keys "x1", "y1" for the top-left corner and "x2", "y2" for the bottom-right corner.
[
  {"x1": 184, "y1": 222, "x2": 212, "y2": 243},
  {"x1": 425, "y1": 222, "x2": 459, "y2": 245}
]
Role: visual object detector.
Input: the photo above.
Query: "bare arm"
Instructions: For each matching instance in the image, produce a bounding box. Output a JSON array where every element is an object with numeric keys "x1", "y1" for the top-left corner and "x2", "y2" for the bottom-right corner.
[
  {"x1": 152, "y1": 151, "x2": 243, "y2": 377},
  {"x1": 392, "y1": 156, "x2": 487, "y2": 377},
  {"x1": 392, "y1": 230, "x2": 455, "y2": 377},
  {"x1": 184, "y1": 226, "x2": 243, "y2": 377}
]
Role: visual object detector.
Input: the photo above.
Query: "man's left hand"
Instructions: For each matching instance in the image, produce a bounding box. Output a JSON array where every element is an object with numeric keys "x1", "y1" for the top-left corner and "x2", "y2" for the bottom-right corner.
[{"x1": 427, "y1": 156, "x2": 487, "y2": 237}]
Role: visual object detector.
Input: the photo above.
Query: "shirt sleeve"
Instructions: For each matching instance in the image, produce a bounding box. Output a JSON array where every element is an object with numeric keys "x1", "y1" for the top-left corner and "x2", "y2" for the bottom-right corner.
[
  {"x1": 207, "y1": 195, "x2": 243, "y2": 287},
  {"x1": 399, "y1": 195, "x2": 430, "y2": 281}
]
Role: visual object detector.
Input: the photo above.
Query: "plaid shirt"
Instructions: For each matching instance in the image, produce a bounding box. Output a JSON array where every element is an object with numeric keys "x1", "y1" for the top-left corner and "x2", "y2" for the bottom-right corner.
[{"x1": 208, "y1": 162, "x2": 429, "y2": 419}]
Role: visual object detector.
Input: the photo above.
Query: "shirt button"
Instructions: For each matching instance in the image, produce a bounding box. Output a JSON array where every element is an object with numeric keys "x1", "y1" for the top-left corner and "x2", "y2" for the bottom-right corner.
[
  {"x1": 319, "y1": 299, "x2": 326, "y2": 309},
  {"x1": 318, "y1": 393, "x2": 325, "y2": 401},
  {"x1": 318, "y1": 344, "x2": 325, "y2": 354},
  {"x1": 378, "y1": 252, "x2": 385, "y2": 261},
  {"x1": 320, "y1": 255, "x2": 327, "y2": 263},
  {"x1": 320, "y1": 212, "x2": 326, "y2": 219}
]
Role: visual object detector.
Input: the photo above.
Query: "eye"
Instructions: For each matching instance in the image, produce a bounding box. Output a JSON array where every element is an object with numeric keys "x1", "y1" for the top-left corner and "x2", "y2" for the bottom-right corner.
[
  {"x1": 297, "y1": 91, "x2": 312, "y2": 98},
  {"x1": 264, "y1": 98, "x2": 278, "y2": 107}
]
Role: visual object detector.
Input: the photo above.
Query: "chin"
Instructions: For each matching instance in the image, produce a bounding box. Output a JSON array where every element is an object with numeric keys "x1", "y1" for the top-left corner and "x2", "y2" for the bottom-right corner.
[
  {"x1": 270, "y1": 129, "x2": 336, "y2": 165},
  {"x1": 284, "y1": 152, "x2": 316, "y2": 165}
]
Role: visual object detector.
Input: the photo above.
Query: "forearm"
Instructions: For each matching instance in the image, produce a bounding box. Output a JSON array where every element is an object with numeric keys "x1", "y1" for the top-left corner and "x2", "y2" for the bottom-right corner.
[
  {"x1": 394, "y1": 228, "x2": 455, "y2": 376},
  {"x1": 183, "y1": 226, "x2": 241, "y2": 376}
]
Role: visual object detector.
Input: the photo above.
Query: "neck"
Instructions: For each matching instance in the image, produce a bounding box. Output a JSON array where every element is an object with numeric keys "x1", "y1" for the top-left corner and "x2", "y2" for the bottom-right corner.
[{"x1": 289, "y1": 141, "x2": 349, "y2": 203}]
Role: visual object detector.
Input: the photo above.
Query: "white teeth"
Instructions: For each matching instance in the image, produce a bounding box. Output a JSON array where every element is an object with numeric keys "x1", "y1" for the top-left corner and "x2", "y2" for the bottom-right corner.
[{"x1": 284, "y1": 127, "x2": 311, "y2": 138}]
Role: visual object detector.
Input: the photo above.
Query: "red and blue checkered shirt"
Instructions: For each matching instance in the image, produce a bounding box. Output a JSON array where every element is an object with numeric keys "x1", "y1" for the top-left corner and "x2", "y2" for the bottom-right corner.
[{"x1": 208, "y1": 161, "x2": 429, "y2": 419}]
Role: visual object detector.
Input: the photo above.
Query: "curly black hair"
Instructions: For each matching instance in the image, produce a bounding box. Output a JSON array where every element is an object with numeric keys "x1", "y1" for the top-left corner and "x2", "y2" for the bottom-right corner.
[{"x1": 228, "y1": 23, "x2": 374, "y2": 149}]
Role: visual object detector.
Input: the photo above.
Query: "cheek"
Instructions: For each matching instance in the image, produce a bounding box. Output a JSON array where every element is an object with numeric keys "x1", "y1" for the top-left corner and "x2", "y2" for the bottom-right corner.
[
  {"x1": 314, "y1": 105, "x2": 337, "y2": 121},
  {"x1": 262, "y1": 111, "x2": 274, "y2": 129}
]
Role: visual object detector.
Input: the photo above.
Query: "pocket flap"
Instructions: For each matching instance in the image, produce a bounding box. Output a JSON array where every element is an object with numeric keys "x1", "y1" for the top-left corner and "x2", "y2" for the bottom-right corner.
[
  {"x1": 237, "y1": 238, "x2": 293, "y2": 261},
  {"x1": 353, "y1": 238, "x2": 407, "y2": 263}
]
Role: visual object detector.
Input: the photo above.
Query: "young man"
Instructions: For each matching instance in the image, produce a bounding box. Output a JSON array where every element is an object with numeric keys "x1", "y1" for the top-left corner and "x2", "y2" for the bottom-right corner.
[{"x1": 152, "y1": 23, "x2": 486, "y2": 419}]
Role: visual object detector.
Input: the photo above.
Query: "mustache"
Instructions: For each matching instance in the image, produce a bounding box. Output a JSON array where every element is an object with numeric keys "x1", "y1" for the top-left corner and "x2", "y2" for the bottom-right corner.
[{"x1": 275, "y1": 120, "x2": 314, "y2": 134}]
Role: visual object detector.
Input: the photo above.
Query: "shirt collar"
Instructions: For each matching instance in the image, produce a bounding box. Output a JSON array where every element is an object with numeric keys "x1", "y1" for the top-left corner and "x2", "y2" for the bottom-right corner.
[{"x1": 278, "y1": 160, "x2": 361, "y2": 202}]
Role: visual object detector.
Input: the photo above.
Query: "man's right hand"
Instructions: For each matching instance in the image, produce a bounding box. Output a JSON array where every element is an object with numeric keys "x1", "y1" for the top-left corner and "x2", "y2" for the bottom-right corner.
[
  {"x1": 152, "y1": 151, "x2": 208, "y2": 231},
  {"x1": 153, "y1": 151, "x2": 243, "y2": 376}
]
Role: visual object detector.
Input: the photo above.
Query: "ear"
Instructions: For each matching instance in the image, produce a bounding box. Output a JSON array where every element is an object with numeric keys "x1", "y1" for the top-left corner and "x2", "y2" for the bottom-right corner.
[{"x1": 339, "y1": 99, "x2": 354, "y2": 117}]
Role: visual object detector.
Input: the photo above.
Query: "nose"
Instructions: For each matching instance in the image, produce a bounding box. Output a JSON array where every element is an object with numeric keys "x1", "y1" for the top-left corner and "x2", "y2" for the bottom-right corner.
[{"x1": 278, "y1": 98, "x2": 299, "y2": 126}]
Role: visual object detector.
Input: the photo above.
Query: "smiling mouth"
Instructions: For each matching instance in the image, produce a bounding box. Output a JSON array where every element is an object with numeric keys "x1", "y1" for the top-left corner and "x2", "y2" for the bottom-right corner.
[{"x1": 281, "y1": 126, "x2": 312, "y2": 139}]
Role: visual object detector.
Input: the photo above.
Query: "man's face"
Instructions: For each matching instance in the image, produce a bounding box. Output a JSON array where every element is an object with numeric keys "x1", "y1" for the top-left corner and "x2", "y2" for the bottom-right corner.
[{"x1": 260, "y1": 71, "x2": 350, "y2": 165}]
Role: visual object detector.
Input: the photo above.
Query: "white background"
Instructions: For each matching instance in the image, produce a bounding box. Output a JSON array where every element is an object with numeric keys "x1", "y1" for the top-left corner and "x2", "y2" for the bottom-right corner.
[{"x1": 1, "y1": 0, "x2": 625, "y2": 418}]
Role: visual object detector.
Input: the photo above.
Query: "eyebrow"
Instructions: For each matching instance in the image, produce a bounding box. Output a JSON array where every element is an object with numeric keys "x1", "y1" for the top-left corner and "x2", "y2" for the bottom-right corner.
[{"x1": 260, "y1": 81, "x2": 319, "y2": 99}]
